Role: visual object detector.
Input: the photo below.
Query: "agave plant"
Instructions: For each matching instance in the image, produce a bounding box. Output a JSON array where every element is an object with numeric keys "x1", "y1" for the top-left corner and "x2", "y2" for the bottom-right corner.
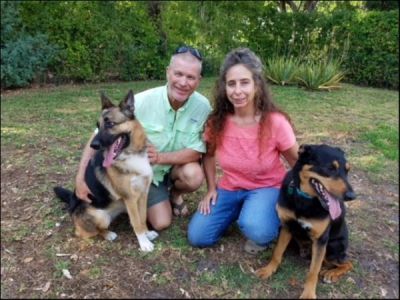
[
  {"x1": 295, "y1": 59, "x2": 345, "y2": 91},
  {"x1": 265, "y1": 56, "x2": 300, "y2": 86}
]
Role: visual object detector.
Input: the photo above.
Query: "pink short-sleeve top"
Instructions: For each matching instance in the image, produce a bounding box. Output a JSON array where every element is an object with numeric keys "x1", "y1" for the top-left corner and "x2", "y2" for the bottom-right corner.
[{"x1": 205, "y1": 112, "x2": 296, "y2": 191}]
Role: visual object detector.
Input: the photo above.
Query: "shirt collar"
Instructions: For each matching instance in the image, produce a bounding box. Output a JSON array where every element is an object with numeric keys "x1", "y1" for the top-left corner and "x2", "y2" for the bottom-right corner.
[{"x1": 163, "y1": 84, "x2": 190, "y2": 112}]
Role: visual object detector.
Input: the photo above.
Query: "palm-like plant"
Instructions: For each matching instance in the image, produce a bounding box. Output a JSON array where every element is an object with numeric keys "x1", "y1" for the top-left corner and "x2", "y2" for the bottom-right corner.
[
  {"x1": 296, "y1": 59, "x2": 345, "y2": 91},
  {"x1": 265, "y1": 56, "x2": 300, "y2": 86}
]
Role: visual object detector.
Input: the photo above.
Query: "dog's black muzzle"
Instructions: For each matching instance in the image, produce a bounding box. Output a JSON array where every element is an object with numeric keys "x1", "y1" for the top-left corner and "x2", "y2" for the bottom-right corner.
[
  {"x1": 90, "y1": 130, "x2": 130, "y2": 153},
  {"x1": 90, "y1": 132, "x2": 102, "y2": 150},
  {"x1": 344, "y1": 181, "x2": 356, "y2": 201},
  {"x1": 90, "y1": 130, "x2": 115, "y2": 150},
  {"x1": 344, "y1": 190, "x2": 356, "y2": 201}
]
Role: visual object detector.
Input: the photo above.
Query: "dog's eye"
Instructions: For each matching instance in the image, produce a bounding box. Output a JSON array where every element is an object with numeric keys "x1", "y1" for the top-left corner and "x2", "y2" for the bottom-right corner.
[
  {"x1": 105, "y1": 121, "x2": 115, "y2": 129},
  {"x1": 325, "y1": 165, "x2": 340, "y2": 177},
  {"x1": 328, "y1": 165, "x2": 338, "y2": 172}
]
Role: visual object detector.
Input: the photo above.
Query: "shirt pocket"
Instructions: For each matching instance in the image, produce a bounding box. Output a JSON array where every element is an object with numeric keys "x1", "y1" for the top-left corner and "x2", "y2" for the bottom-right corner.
[
  {"x1": 142, "y1": 123, "x2": 168, "y2": 150},
  {"x1": 175, "y1": 128, "x2": 192, "y2": 150},
  {"x1": 174, "y1": 122, "x2": 200, "y2": 150}
]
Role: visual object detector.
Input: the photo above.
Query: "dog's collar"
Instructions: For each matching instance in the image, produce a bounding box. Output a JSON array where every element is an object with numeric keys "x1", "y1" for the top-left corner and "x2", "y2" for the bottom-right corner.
[{"x1": 287, "y1": 181, "x2": 313, "y2": 199}]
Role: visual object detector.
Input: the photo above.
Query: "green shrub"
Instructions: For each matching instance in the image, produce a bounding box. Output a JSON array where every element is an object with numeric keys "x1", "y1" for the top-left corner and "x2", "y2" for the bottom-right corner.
[
  {"x1": 343, "y1": 11, "x2": 399, "y2": 89},
  {"x1": 1, "y1": 1, "x2": 57, "y2": 88},
  {"x1": 296, "y1": 59, "x2": 345, "y2": 91},
  {"x1": 1, "y1": 34, "x2": 57, "y2": 88},
  {"x1": 265, "y1": 56, "x2": 300, "y2": 86},
  {"x1": 19, "y1": 1, "x2": 164, "y2": 83},
  {"x1": 3, "y1": 2, "x2": 397, "y2": 89}
]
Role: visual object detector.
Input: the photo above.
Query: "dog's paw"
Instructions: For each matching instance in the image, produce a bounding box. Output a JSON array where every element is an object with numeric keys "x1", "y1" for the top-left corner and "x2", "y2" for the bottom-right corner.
[
  {"x1": 103, "y1": 231, "x2": 118, "y2": 241},
  {"x1": 137, "y1": 233, "x2": 155, "y2": 252},
  {"x1": 320, "y1": 269, "x2": 340, "y2": 283},
  {"x1": 139, "y1": 240, "x2": 154, "y2": 252},
  {"x1": 300, "y1": 289, "x2": 317, "y2": 299},
  {"x1": 255, "y1": 265, "x2": 275, "y2": 280},
  {"x1": 146, "y1": 230, "x2": 159, "y2": 241}
]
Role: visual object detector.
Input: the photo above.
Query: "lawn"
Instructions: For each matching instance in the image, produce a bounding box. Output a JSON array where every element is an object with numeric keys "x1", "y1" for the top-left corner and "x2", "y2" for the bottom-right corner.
[{"x1": 1, "y1": 78, "x2": 398, "y2": 298}]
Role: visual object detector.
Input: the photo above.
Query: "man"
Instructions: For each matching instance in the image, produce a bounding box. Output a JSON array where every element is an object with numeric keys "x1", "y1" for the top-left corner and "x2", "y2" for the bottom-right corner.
[{"x1": 75, "y1": 46, "x2": 212, "y2": 231}]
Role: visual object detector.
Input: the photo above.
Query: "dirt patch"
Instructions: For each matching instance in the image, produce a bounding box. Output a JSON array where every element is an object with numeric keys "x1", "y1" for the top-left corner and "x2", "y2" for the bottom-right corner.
[{"x1": 1, "y1": 143, "x2": 399, "y2": 299}]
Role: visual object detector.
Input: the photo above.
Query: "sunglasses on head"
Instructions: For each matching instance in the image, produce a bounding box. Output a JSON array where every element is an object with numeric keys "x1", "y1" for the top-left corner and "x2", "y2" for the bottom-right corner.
[{"x1": 174, "y1": 46, "x2": 202, "y2": 61}]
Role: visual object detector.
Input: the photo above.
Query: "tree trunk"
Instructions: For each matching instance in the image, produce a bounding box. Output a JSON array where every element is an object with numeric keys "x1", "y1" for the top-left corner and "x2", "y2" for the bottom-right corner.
[{"x1": 147, "y1": 1, "x2": 167, "y2": 56}]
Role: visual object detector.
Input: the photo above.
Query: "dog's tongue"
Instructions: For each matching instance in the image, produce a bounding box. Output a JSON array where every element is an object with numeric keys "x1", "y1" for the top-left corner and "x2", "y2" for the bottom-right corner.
[
  {"x1": 327, "y1": 193, "x2": 342, "y2": 220},
  {"x1": 103, "y1": 139, "x2": 119, "y2": 168}
]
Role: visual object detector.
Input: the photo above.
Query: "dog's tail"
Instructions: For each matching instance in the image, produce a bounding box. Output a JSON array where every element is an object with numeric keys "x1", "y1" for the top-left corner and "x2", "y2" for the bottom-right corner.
[{"x1": 53, "y1": 186, "x2": 80, "y2": 213}]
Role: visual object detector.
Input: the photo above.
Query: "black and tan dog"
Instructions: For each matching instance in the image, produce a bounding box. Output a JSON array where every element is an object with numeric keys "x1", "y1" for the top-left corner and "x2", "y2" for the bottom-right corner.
[
  {"x1": 255, "y1": 144, "x2": 356, "y2": 299},
  {"x1": 54, "y1": 90, "x2": 158, "y2": 252}
]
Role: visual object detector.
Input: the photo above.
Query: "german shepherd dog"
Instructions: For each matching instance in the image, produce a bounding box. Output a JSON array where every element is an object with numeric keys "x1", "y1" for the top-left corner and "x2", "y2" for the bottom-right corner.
[
  {"x1": 256, "y1": 144, "x2": 356, "y2": 299},
  {"x1": 54, "y1": 90, "x2": 158, "y2": 252}
]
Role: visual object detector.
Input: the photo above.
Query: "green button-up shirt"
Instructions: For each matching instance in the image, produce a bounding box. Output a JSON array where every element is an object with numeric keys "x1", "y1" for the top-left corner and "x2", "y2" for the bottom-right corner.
[{"x1": 135, "y1": 85, "x2": 211, "y2": 185}]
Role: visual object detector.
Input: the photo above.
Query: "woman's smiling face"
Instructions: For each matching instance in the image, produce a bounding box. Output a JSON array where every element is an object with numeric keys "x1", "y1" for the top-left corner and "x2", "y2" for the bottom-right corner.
[{"x1": 225, "y1": 64, "x2": 256, "y2": 109}]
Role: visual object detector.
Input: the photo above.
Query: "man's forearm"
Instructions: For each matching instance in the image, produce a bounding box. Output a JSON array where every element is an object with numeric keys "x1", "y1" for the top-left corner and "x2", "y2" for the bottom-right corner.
[
  {"x1": 75, "y1": 133, "x2": 96, "y2": 183},
  {"x1": 158, "y1": 148, "x2": 201, "y2": 165}
]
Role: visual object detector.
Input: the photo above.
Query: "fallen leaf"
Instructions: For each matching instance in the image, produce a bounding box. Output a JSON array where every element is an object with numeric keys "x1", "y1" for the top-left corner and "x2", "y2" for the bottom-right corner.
[
  {"x1": 289, "y1": 277, "x2": 299, "y2": 287},
  {"x1": 42, "y1": 281, "x2": 51, "y2": 292},
  {"x1": 23, "y1": 257, "x2": 34, "y2": 263},
  {"x1": 346, "y1": 277, "x2": 356, "y2": 284},
  {"x1": 70, "y1": 254, "x2": 79, "y2": 261},
  {"x1": 62, "y1": 269, "x2": 72, "y2": 279},
  {"x1": 179, "y1": 287, "x2": 190, "y2": 298}
]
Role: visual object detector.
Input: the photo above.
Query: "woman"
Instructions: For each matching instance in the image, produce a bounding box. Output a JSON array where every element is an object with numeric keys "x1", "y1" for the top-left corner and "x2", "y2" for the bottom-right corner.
[{"x1": 188, "y1": 48, "x2": 299, "y2": 254}]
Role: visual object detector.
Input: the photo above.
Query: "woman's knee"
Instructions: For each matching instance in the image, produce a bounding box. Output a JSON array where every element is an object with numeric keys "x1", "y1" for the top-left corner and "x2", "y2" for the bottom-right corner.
[
  {"x1": 188, "y1": 232, "x2": 217, "y2": 248},
  {"x1": 239, "y1": 220, "x2": 280, "y2": 245},
  {"x1": 188, "y1": 221, "x2": 218, "y2": 248}
]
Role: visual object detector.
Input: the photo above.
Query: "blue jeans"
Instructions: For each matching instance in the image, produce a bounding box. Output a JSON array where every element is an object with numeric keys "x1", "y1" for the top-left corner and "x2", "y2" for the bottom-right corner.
[{"x1": 188, "y1": 187, "x2": 281, "y2": 248}]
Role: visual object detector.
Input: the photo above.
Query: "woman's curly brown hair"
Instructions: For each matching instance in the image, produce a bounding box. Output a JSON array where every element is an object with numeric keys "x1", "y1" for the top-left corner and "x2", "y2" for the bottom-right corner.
[{"x1": 206, "y1": 48, "x2": 293, "y2": 156}]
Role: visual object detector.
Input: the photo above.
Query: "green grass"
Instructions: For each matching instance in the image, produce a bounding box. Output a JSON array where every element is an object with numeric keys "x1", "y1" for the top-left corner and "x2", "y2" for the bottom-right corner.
[
  {"x1": 360, "y1": 123, "x2": 398, "y2": 161},
  {"x1": 2, "y1": 79, "x2": 398, "y2": 184},
  {"x1": 1, "y1": 78, "x2": 398, "y2": 299}
]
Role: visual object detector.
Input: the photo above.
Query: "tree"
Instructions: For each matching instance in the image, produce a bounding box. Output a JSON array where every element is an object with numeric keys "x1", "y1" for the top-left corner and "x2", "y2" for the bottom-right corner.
[
  {"x1": 147, "y1": 1, "x2": 167, "y2": 56},
  {"x1": 364, "y1": 1, "x2": 399, "y2": 11},
  {"x1": 278, "y1": 1, "x2": 319, "y2": 12}
]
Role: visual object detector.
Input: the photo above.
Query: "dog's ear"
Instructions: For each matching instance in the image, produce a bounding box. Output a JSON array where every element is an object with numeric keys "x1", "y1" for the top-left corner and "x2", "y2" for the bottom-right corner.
[
  {"x1": 334, "y1": 146, "x2": 345, "y2": 155},
  {"x1": 299, "y1": 144, "x2": 310, "y2": 155},
  {"x1": 119, "y1": 90, "x2": 135, "y2": 119},
  {"x1": 101, "y1": 91, "x2": 115, "y2": 109},
  {"x1": 298, "y1": 144, "x2": 314, "y2": 160}
]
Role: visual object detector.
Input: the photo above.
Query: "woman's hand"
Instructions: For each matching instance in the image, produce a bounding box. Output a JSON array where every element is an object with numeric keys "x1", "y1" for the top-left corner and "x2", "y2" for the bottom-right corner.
[{"x1": 198, "y1": 189, "x2": 218, "y2": 215}]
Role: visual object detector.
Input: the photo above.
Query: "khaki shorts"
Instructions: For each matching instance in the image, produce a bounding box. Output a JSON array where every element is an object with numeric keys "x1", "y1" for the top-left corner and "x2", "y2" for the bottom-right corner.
[{"x1": 147, "y1": 172, "x2": 173, "y2": 208}]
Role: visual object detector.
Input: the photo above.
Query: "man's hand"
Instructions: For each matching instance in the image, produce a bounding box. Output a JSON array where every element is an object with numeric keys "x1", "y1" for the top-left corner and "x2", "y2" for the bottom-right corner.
[
  {"x1": 75, "y1": 178, "x2": 93, "y2": 203},
  {"x1": 147, "y1": 143, "x2": 160, "y2": 165}
]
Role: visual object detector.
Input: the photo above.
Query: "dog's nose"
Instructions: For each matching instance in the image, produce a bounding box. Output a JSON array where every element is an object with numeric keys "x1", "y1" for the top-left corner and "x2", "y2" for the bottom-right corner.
[
  {"x1": 344, "y1": 190, "x2": 356, "y2": 201},
  {"x1": 90, "y1": 134, "x2": 101, "y2": 150}
]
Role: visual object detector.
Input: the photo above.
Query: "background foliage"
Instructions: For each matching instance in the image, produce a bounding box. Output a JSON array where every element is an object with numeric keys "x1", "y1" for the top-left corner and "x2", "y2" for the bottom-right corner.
[
  {"x1": 1, "y1": 1, "x2": 57, "y2": 88},
  {"x1": 1, "y1": 1, "x2": 398, "y2": 89}
]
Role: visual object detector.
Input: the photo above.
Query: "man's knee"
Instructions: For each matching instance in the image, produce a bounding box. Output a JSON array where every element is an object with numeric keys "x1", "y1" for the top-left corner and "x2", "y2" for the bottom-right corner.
[
  {"x1": 175, "y1": 163, "x2": 204, "y2": 190},
  {"x1": 149, "y1": 217, "x2": 171, "y2": 231},
  {"x1": 147, "y1": 201, "x2": 172, "y2": 231}
]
